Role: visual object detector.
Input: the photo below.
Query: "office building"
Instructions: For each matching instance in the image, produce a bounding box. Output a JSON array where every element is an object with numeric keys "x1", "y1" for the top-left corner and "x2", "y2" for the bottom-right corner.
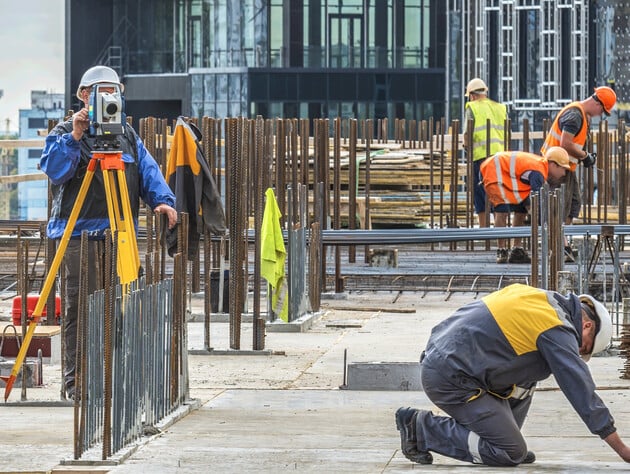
[
  {"x1": 17, "y1": 91, "x2": 64, "y2": 220},
  {"x1": 66, "y1": 1, "x2": 447, "y2": 128},
  {"x1": 65, "y1": 1, "x2": 626, "y2": 131}
]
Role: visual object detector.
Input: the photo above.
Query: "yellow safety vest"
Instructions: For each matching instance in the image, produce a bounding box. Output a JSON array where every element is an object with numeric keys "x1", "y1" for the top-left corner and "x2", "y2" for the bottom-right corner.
[{"x1": 465, "y1": 98, "x2": 507, "y2": 161}]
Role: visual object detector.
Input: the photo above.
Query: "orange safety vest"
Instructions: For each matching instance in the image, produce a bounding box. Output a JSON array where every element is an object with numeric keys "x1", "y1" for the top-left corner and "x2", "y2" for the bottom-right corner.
[
  {"x1": 540, "y1": 102, "x2": 588, "y2": 172},
  {"x1": 480, "y1": 151, "x2": 549, "y2": 206}
]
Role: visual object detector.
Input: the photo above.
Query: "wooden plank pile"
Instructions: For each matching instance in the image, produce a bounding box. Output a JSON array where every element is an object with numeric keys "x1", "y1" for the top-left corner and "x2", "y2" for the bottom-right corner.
[{"x1": 312, "y1": 142, "x2": 469, "y2": 227}]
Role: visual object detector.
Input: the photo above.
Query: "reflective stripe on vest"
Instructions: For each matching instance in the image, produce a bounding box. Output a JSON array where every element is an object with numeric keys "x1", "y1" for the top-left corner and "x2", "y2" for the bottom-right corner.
[
  {"x1": 495, "y1": 152, "x2": 520, "y2": 203},
  {"x1": 540, "y1": 102, "x2": 588, "y2": 172},
  {"x1": 466, "y1": 99, "x2": 507, "y2": 161},
  {"x1": 481, "y1": 151, "x2": 548, "y2": 205}
]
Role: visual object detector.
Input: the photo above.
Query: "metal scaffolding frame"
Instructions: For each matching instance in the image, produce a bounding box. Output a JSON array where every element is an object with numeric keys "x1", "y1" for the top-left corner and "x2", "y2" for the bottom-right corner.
[{"x1": 463, "y1": 0, "x2": 589, "y2": 115}]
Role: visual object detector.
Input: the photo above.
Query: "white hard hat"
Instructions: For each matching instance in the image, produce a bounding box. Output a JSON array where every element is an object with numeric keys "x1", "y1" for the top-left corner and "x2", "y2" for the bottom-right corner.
[
  {"x1": 578, "y1": 295, "x2": 613, "y2": 361},
  {"x1": 76, "y1": 65, "x2": 123, "y2": 100},
  {"x1": 465, "y1": 78, "x2": 488, "y2": 97}
]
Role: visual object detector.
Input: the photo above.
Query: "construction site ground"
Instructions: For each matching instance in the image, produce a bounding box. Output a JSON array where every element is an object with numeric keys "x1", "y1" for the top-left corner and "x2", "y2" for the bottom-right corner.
[{"x1": 1, "y1": 249, "x2": 630, "y2": 473}]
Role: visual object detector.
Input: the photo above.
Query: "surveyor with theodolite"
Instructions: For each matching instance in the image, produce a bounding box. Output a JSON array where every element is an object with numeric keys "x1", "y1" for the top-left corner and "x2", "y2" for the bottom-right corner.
[
  {"x1": 39, "y1": 65, "x2": 177, "y2": 400},
  {"x1": 396, "y1": 283, "x2": 630, "y2": 466},
  {"x1": 479, "y1": 146, "x2": 570, "y2": 264}
]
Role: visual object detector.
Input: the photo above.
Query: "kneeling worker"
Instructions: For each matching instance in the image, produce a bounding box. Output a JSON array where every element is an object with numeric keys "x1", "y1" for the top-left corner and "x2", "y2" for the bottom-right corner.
[
  {"x1": 480, "y1": 146, "x2": 570, "y2": 264},
  {"x1": 395, "y1": 283, "x2": 630, "y2": 466}
]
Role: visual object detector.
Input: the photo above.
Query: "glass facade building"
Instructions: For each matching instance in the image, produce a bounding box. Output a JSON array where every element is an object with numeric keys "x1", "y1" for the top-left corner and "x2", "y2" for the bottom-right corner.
[
  {"x1": 65, "y1": 1, "x2": 626, "y2": 130},
  {"x1": 17, "y1": 91, "x2": 65, "y2": 220},
  {"x1": 66, "y1": 0, "x2": 447, "y2": 126}
]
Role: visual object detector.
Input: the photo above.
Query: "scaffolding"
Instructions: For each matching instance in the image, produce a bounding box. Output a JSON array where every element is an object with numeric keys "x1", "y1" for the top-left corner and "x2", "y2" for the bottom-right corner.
[{"x1": 463, "y1": 0, "x2": 589, "y2": 120}]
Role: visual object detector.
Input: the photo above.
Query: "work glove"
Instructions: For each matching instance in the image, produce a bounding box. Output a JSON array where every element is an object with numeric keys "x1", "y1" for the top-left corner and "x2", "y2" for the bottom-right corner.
[{"x1": 583, "y1": 152, "x2": 597, "y2": 168}]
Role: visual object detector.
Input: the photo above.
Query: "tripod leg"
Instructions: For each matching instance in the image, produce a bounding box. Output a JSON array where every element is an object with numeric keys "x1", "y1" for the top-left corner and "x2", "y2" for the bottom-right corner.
[
  {"x1": 2, "y1": 161, "x2": 97, "y2": 401},
  {"x1": 101, "y1": 168, "x2": 140, "y2": 285},
  {"x1": 116, "y1": 169, "x2": 140, "y2": 270}
]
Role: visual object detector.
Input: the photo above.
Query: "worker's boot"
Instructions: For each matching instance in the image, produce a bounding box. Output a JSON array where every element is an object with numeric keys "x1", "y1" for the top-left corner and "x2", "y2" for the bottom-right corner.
[
  {"x1": 395, "y1": 407, "x2": 433, "y2": 464},
  {"x1": 508, "y1": 247, "x2": 531, "y2": 264},
  {"x1": 522, "y1": 451, "x2": 536, "y2": 464},
  {"x1": 496, "y1": 248, "x2": 509, "y2": 264}
]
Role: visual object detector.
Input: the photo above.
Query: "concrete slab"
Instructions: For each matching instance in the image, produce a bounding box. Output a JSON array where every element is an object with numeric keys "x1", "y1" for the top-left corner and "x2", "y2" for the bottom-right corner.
[
  {"x1": 265, "y1": 310, "x2": 324, "y2": 333},
  {"x1": 105, "y1": 389, "x2": 630, "y2": 474},
  {"x1": 345, "y1": 362, "x2": 421, "y2": 390},
  {"x1": 0, "y1": 290, "x2": 629, "y2": 473}
]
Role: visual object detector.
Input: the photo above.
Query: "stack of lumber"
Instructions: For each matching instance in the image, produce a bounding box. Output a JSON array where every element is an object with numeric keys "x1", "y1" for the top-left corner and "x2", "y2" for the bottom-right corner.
[{"x1": 308, "y1": 145, "x2": 469, "y2": 227}]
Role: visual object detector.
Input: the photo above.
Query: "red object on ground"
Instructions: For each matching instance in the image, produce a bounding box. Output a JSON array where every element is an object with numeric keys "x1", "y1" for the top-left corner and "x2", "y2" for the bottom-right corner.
[{"x1": 11, "y1": 295, "x2": 61, "y2": 326}]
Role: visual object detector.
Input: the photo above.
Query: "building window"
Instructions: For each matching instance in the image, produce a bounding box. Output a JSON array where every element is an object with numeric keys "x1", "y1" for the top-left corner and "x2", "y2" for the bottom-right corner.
[{"x1": 28, "y1": 118, "x2": 47, "y2": 129}]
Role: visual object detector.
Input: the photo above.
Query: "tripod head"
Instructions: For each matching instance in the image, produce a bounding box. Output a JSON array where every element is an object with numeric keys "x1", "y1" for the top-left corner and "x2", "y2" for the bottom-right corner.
[{"x1": 92, "y1": 135, "x2": 123, "y2": 153}]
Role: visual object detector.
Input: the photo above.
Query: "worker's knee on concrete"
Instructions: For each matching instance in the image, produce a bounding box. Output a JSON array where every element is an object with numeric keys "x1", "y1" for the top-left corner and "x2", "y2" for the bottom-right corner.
[
  {"x1": 502, "y1": 442, "x2": 528, "y2": 466},
  {"x1": 480, "y1": 439, "x2": 527, "y2": 467},
  {"x1": 512, "y1": 445, "x2": 529, "y2": 464}
]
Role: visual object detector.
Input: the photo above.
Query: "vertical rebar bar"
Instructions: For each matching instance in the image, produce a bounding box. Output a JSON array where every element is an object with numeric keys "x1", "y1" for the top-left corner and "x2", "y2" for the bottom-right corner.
[
  {"x1": 333, "y1": 118, "x2": 342, "y2": 292},
  {"x1": 348, "y1": 119, "x2": 357, "y2": 263},
  {"x1": 363, "y1": 119, "x2": 372, "y2": 263},
  {"x1": 531, "y1": 192, "x2": 539, "y2": 288}
]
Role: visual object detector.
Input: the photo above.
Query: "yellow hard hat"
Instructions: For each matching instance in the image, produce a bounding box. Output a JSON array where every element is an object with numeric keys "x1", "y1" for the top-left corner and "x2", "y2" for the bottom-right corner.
[
  {"x1": 545, "y1": 146, "x2": 570, "y2": 169},
  {"x1": 465, "y1": 78, "x2": 488, "y2": 97}
]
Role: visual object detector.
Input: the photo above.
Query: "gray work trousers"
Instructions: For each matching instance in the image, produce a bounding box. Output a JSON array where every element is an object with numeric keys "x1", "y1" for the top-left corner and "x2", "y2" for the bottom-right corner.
[
  {"x1": 563, "y1": 170, "x2": 581, "y2": 221},
  {"x1": 418, "y1": 357, "x2": 533, "y2": 466},
  {"x1": 62, "y1": 240, "x2": 105, "y2": 392}
]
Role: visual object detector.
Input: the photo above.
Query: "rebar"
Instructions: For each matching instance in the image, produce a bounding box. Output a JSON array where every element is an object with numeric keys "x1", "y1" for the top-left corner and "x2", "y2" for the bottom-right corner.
[
  {"x1": 252, "y1": 117, "x2": 264, "y2": 346},
  {"x1": 17, "y1": 238, "x2": 27, "y2": 400},
  {"x1": 333, "y1": 118, "x2": 343, "y2": 292},
  {"x1": 227, "y1": 117, "x2": 242, "y2": 349},
  {"x1": 363, "y1": 119, "x2": 372, "y2": 264},
  {"x1": 102, "y1": 231, "x2": 113, "y2": 459},
  {"x1": 621, "y1": 298, "x2": 630, "y2": 379},
  {"x1": 348, "y1": 119, "x2": 357, "y2": 263}
]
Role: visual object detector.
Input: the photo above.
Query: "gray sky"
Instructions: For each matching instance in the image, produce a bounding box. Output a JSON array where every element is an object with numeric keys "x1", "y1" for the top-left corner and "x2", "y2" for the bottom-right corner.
[{"x1": 0, "y1": 0, "x2": 64, "y2": 133}]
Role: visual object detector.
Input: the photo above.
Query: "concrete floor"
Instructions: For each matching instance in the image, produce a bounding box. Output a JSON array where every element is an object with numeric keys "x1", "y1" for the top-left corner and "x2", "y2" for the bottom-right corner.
[{"x1": 1, "y1": 290, "x2": 630, "y2": 473}]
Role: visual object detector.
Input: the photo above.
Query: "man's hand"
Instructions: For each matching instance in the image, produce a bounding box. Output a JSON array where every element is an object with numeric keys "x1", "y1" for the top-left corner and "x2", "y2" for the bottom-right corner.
[
  {"x1": 583, "y1": 152, "x2": 597, "y2": 168},
  {"x1": 71, "y1": 107, "x2": 90, "y2": 141},
  {"x1": 154, "y1": 204, "x2": 178, "y2": 229},
  {"x1": 604, "y1": 431, "x2": 630, "y2": 462}
]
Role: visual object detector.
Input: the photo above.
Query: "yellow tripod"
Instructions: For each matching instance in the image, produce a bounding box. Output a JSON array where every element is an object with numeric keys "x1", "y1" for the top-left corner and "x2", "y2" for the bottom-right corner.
[{"x1": 1, "y1": 150, "x2": 140, "y2": 401}]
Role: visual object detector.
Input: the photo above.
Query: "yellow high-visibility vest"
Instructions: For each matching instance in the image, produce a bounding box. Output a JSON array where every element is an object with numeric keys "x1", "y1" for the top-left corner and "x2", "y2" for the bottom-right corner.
[{"x1": 466, "y1": 98, "x2": 507, "y2": 161}]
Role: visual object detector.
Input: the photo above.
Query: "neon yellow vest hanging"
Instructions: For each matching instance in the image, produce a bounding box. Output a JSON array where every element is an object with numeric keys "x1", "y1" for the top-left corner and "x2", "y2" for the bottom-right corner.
[{"x1": 466, "y1": 98, "x2": 507, "y2": 161}]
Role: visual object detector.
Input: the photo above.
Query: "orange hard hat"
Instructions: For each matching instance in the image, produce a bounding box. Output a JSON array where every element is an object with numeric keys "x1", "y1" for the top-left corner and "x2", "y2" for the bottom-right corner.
[{"x1": 593, "y1": 86, "x2": 616, "y2": 115}]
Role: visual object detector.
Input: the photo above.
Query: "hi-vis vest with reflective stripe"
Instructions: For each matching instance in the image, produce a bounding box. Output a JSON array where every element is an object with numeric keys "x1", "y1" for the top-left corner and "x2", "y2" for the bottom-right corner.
[
  {"x1": 480, "y1": 151, "x2": 548, "y2": 206},
  {"x1": 540, "y1": 101, "x2": 588, "y2": 172},
  {"x1": 465, "y1": 98, "x2": 507, "y2": 161}
]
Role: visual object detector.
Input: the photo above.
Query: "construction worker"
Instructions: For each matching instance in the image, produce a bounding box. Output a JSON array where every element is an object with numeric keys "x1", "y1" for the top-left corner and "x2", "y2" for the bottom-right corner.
[
  {"x1": 479, "y1": 147, "x2": 570, "y2": 263},
  {"x1": 395, "y1": 283, "x2": 630, "y2": 466},
  {"x1": 40, "y1": 65, "x2": 178, "y2": 399},
  {"x1": 540, "y1": 86, "x2": 617, "y2": 262},
  {"x1": 463, "y1": 77, "x2": 507, "y2": 228}
]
